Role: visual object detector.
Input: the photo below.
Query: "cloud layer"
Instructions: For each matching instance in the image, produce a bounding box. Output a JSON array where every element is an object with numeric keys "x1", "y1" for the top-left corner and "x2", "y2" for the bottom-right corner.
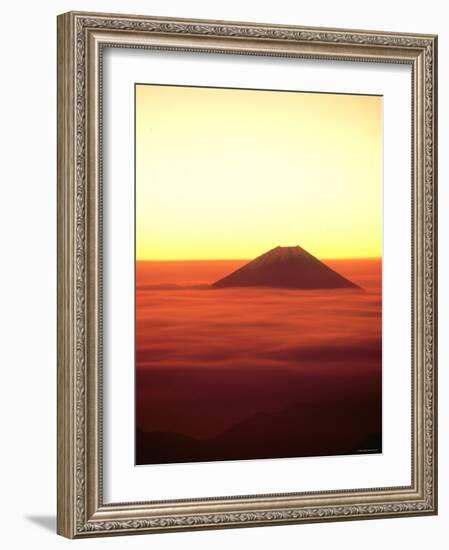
[{"x1": 136, "y1": 259, "x2": 382, "y2": 463}]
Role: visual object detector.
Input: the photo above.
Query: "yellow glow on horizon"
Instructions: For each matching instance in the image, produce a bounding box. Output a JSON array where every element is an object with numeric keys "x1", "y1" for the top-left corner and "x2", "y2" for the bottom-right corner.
[{"x1": 136, "y1": 85, "x2": 382, "y2": 260}]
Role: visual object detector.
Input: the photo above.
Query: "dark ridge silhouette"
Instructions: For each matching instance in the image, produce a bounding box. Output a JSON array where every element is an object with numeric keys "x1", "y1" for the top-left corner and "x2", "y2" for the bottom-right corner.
[
  {"x1": 212, "y1": 246, "x2": 360, "y2": 290},
  {"x1": 136, "y1": 397, "x2": 381, "y2": 465}
]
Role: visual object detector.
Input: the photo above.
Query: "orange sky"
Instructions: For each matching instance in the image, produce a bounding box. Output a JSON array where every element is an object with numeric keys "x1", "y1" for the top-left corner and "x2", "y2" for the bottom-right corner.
[{"x1": 136, "y1": 84, "x2": 382, "y2": 261}]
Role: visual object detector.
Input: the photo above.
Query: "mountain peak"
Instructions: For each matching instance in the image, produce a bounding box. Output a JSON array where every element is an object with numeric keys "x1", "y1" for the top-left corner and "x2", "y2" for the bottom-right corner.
[{"x1": 212, "y1": 246, "x2": 359, "y2": 290}]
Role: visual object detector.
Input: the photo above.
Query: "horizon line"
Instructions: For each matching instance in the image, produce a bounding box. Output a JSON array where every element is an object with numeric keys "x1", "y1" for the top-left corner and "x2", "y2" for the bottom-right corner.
[{"x1": 136, "y1": 256, "x2": 382, "y2": 262}]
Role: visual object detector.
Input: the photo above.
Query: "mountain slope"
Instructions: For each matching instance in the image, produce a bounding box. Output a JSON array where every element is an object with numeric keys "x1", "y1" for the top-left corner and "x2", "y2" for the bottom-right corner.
[
  {"x1": 136, "y1": 395, "x2": 381, "y2": 464},
  {"x1": 212, "y1": 246, "x2": 359, "y2": 289}
]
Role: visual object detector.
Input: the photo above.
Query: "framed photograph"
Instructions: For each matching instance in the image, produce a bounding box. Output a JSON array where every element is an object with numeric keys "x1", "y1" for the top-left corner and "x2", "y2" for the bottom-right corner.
[{"x1": 57, "y1": 11, "x2": 438, "y2": 538}]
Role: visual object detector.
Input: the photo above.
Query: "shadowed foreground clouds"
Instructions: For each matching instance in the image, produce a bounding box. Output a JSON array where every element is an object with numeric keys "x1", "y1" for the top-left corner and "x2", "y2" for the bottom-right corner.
[{"x1": 136, "y1": 259, "x2": 382, "y2": 465}]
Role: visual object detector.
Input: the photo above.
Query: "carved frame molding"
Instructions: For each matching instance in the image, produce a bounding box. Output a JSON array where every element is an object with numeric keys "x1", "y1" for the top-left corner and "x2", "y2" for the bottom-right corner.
[{"x1": 57, "y1": 11, "x2": 437, "y2": 538}]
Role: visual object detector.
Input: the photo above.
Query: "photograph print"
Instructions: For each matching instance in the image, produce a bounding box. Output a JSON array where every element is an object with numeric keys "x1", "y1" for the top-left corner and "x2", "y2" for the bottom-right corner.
[{"x1": 135, "y1": 83, "x2": 382, "y2": 465}]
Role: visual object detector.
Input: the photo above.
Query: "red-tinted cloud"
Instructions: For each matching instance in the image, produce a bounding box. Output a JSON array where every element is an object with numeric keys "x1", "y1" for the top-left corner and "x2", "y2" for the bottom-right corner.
[{"x1": 136, "y1": 259, "x2": 382, "y2": 464}]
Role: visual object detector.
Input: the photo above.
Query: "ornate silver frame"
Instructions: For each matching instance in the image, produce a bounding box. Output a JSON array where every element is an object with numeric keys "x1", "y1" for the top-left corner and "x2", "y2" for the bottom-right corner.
[{"x1": 57, "y1": 11, "x2": 438, "y2": 538}]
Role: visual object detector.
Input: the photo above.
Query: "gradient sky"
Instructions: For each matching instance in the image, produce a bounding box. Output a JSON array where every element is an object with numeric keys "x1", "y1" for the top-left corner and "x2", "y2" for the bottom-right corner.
[{"x1": 136, "y1": 84, "x2": 382, "y2": 261}]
